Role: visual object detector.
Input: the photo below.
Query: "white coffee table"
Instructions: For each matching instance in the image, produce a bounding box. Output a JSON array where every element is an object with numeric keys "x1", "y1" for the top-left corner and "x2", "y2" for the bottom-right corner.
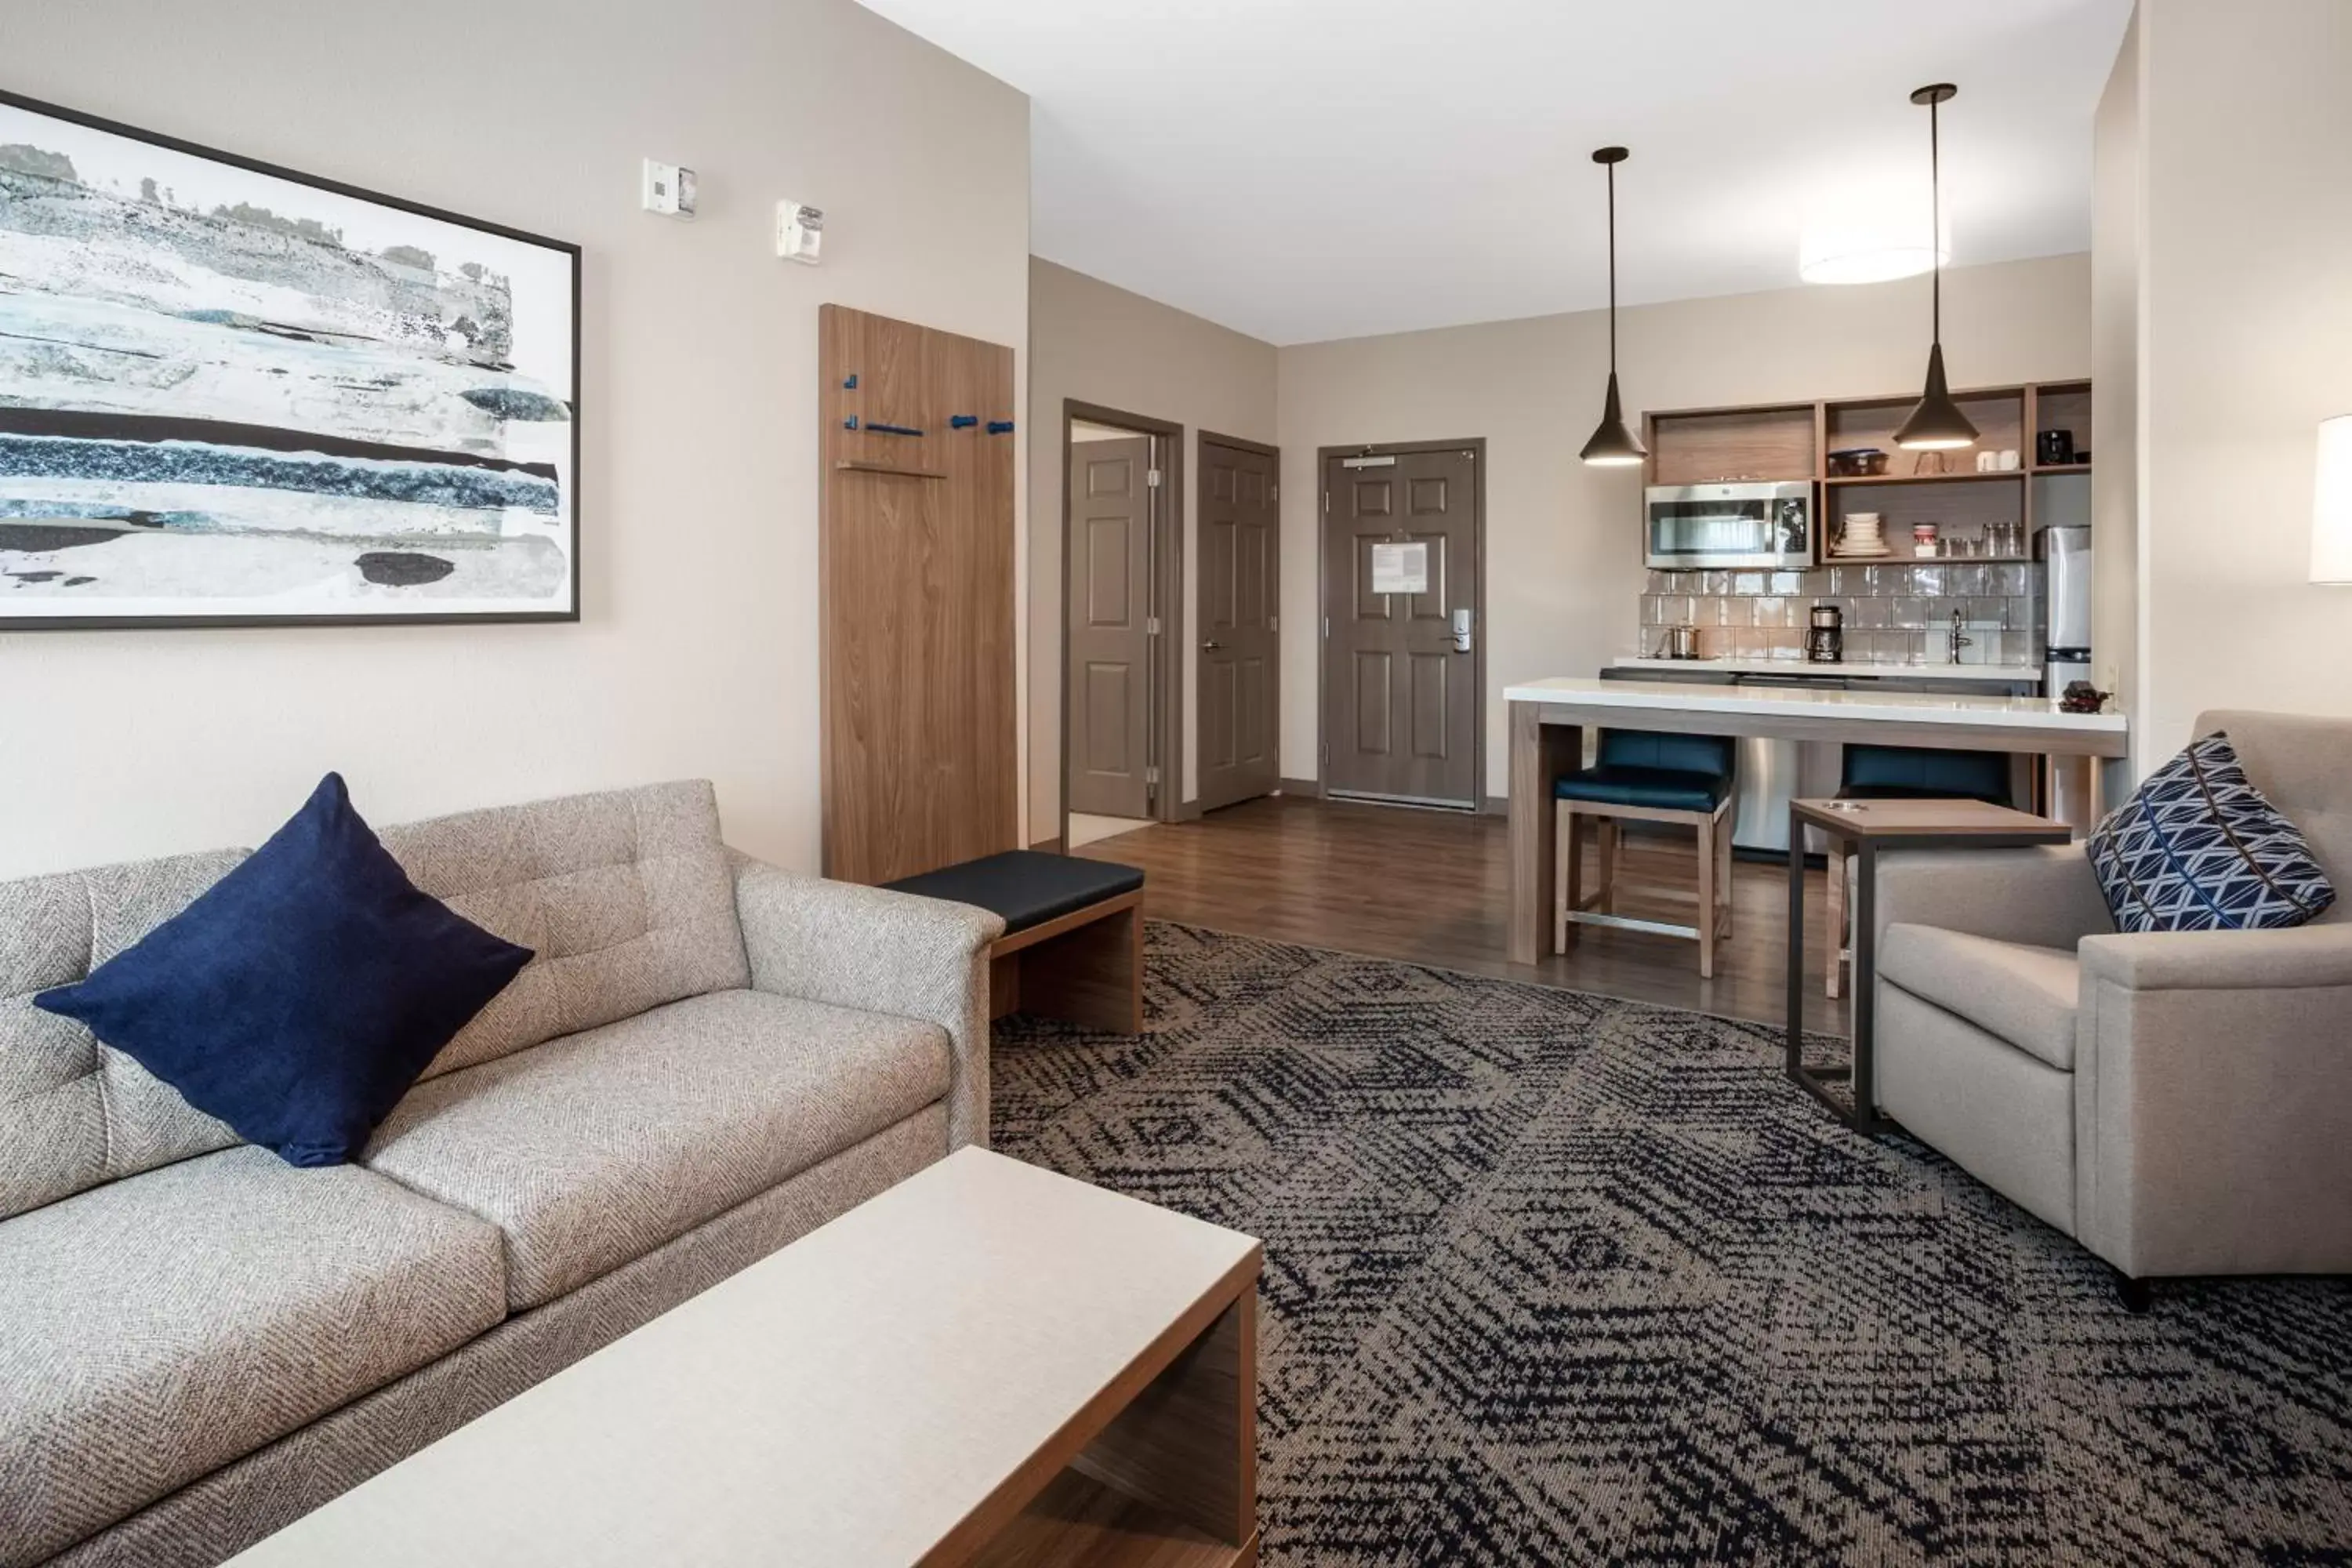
[{"x1": 228, "y1": 1147, "x2": 1264, "y2": 1567}]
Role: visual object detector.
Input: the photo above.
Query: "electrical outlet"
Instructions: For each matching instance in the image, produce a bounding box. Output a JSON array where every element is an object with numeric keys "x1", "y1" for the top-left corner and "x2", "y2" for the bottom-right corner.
[{"x1": 642, "y1": 159, "x2": 696, "y2": 220}]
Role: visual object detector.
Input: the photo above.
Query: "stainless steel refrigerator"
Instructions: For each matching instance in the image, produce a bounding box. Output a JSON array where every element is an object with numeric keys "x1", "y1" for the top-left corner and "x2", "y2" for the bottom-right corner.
[
  {"x1": 2039, "y1": 523, "x2": 2096, "y2": 825},
  {"x1": 2041, "y1": 524, "x2": 2092, "y2": 693}
]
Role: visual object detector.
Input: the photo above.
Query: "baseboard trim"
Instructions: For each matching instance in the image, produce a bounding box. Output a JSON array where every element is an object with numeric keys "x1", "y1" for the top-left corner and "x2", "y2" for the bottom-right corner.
[
  {"x1": 1277, "y1": 777, "x2": 1321, "y2": 799},
  {"x1": 1029, "y1": 836, "x2": 1065, "y2": 855},
  {"x1": 1481, "y1": 794, "x2": 1508, "y2": 817}
]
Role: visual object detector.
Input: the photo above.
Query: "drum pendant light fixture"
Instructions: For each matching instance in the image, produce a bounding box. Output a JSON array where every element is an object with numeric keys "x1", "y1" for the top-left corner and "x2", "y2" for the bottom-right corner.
[
  {"x1": 1894, "y1": 84, "x2": 1978, "y2": 451},
  {"x1": 1579, "y1": 146, "x2": 1646, "y2": 467}
]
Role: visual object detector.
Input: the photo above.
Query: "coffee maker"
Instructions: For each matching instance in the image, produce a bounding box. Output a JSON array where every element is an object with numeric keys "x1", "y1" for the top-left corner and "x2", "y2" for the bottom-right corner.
[{"x1": 1806, "y1": 602, "x2": 1843, "y2": 663}]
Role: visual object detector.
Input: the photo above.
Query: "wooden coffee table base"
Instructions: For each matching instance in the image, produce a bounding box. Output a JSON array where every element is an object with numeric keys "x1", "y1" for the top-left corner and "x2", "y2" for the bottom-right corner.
[
  {"x1": 974, "y1": 1291, "x2": 1257, "y2": 1566},
  {"x1": 225, "y1": 1149, "x2": 1262, "y2": 1568}
]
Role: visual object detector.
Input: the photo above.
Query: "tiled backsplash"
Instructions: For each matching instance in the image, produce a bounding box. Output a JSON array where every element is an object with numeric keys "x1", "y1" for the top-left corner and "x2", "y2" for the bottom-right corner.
[{"x1": 1639, "y1": 563, "x2": 2045, "y2": 666}]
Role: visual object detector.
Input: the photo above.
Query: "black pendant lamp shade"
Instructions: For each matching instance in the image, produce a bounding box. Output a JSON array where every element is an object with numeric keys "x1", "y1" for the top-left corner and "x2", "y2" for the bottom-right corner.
[
  {"x1": 1580, "y1": 146, "x2": 1647, "y2": 467},
  {"x1": 1893, "y1": 84, "x2": 1979, "y2": 451}
]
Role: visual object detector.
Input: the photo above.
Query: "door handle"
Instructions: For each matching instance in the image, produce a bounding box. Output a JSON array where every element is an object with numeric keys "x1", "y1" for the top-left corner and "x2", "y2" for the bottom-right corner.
[
  {"x1": 1450, "y1": 608, "x2": 1474, "y2": 653},
  {"x1": 1201, "y1": 640, "x2": 1225, "y2": 651}
]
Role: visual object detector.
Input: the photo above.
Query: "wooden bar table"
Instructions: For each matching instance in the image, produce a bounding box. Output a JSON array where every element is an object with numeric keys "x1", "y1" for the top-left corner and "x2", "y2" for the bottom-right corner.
[
  {"x1": 1502, "y1": 677, "x2": 2127, "y2": 967},
  {"x1": 1784, "y1": 797, "x2": 2075, "y2": 1135}
]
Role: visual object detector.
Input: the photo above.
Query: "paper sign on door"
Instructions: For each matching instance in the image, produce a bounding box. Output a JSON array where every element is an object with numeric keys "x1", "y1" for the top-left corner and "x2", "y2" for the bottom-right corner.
[{"x1": 1370, "y1": 541, "x2": 1429, "y2": 596}]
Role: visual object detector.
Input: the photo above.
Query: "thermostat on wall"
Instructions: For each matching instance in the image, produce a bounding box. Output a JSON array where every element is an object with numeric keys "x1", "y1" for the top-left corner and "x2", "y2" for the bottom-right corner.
[
  {"x1": 777, "y1": 200, "x2": 823, "y2": 264},
  {"x1": 642, "y1": 159, "x2": 697, "y2": 220}
]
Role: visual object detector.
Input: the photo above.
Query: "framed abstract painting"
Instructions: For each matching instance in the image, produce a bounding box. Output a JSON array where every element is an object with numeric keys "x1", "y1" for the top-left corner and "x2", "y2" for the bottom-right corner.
[{"x1": 0, "y1": 89, "x2": 579, "y2": 628}]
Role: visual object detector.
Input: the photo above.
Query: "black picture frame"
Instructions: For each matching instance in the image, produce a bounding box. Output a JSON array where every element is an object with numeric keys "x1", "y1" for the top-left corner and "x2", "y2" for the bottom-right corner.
[{"x1": 0, "y1": 86, "x2": 583, "y2": 630}]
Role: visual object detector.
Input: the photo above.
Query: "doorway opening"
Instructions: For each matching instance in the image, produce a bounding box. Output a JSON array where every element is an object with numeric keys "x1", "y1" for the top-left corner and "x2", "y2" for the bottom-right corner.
[
  {"x1": 1060, "y1": 401, "x2": 1183, "y2": 855},
  {"x1": 1196, "y1": 431, "x2": 1282, "y2": 815},
  {"x1": 1316, "y1": 438, "x2": 1487, "y2": 811}
]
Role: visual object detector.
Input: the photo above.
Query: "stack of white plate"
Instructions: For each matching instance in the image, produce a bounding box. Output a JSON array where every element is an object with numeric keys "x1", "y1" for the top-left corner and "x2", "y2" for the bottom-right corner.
[{"x1": 1834, "y1": 511, "x2": 1891, "y2": 558}]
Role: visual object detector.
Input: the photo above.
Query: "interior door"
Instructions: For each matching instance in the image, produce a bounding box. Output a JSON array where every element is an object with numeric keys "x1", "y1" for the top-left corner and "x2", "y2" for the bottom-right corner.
[
  {"x1": 1066, "y1": 434, "x2": 1156, "y2": 818},
  {"x1": 1198, "y1": 439, "x2": 1279, "y2": 812},
  {"x1": 1321, "y1": 447, "x2": 1480, "y2": 808}
]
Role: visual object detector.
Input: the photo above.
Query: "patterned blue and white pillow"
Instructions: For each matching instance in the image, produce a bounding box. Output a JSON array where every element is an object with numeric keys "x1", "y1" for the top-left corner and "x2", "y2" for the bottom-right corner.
[{"x1": 2087, "y1": 731, "x2": 2337, "y2": 934}]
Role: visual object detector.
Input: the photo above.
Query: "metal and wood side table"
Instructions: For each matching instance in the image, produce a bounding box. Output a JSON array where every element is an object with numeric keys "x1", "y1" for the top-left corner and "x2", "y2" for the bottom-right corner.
[{"x1": 1785, "y1": 797, "x2": 2075, "y2": 1135}]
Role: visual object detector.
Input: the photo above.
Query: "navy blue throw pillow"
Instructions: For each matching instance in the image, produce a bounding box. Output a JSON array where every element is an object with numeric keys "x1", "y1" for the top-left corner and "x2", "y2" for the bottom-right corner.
[
  {"x1": 2086, "y1": 731, "x2": 2337, "y2": 934},
  {"x1": 36, "y1": 774, "x2": 532, "y2": 1166}
]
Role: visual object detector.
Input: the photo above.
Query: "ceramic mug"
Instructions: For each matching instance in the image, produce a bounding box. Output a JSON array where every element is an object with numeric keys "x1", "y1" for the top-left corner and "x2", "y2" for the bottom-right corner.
[
  {"x1": 1975, "y1": 451, "x2": 1998, "y2": 473},
  {"x1": 1998, "y1": 448, "x2": 2021, "y2": 470}
]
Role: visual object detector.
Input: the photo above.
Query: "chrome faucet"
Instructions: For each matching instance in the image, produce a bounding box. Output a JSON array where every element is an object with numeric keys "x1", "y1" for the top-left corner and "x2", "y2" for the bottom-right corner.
[{"x1": 1948, "y1": 608, "x2": 1973, "y2": 664}]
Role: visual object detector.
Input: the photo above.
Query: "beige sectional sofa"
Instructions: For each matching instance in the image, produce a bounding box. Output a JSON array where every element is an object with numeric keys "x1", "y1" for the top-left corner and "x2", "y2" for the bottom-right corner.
[{"x1": 0, "y1": 781, "x2": 1003, "y2": 1567}]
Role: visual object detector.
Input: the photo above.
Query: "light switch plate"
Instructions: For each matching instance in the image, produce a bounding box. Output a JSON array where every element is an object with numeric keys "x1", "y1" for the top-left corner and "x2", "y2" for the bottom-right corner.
[
  {"x1": 642, "y1": 159, "x2": 696, "y2": 219},
  {"x1": 776, "y1": 200, "x2": 823, "y2": 264}
]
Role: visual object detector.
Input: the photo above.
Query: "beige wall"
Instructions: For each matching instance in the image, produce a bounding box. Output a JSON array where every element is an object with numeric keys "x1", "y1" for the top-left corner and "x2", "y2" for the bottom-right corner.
[
  {"x1": 1027, "y1": 258, "x2": 1279, "y2": 840},
  {"x1": 2092, "y1": 8, "x2": 2144, "y2": 771},
  {"x1": 3, "y1": 0, "x2": 1029, "y2": 881},
  {"x1": 2129, "y1": 0, "x2": 2352, "y2": 761},
  {"x1": 1275, "y1": 254, "x2": 2094, "y2": 796}
]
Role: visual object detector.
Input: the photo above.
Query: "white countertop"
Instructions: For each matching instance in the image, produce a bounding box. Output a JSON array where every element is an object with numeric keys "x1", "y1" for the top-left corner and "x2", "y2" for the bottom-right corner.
[
  {"x1": 1506, "y1": 675, "x2": 2127, "y2": 734},
  {"x1": 1613, "y1": 656, "x2": 2043, "y2": 683}
]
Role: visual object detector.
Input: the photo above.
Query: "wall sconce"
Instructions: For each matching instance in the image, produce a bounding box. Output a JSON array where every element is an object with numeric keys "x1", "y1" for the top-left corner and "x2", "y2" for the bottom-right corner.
[{"x1": 2315, "y1": 415, "x2": 2352, "y2": 585}]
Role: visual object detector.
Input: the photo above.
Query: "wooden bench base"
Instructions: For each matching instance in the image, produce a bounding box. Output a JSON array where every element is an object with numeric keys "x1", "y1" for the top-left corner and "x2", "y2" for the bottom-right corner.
[{"x1": 990, "y1": 889, "x2": 1144, "y2": 1034}]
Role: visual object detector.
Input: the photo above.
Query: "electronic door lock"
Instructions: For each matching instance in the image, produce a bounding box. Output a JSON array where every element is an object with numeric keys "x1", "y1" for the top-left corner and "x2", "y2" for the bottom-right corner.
[{"x1": 1450, "y1": 607, "x2": 1474, "y2": 653}]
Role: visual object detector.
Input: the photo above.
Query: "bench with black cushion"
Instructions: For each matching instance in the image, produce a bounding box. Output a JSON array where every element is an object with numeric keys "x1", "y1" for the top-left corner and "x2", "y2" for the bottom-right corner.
[
  {"x1": 884, "y1": 850, "x2": 1145, "y2": 1033},
  {"x1": 1553, "y1": 729, "x2": 1738, "y2": 978}
]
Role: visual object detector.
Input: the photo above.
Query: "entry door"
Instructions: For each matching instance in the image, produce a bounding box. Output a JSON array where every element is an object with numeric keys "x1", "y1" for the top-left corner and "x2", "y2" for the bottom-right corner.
[
  {"x1": 1321, "y1": 447, "x2": 1480, "y2": 808},
  {"x1": 1198, "y1": 439, "x2": 1280, "y2": 812},
  {"x1": 1067, "y1": 435, "x2": 1156, "y2": 818}
]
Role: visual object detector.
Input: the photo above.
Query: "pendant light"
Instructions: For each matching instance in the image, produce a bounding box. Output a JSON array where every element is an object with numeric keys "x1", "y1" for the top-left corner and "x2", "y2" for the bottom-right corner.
[
  {"x1": 1579, "y1": 146, "x2": 1646, "y2": 467},
  {"x1": 1893, "y1": 84, "x2": 1978, "y2": 451}
]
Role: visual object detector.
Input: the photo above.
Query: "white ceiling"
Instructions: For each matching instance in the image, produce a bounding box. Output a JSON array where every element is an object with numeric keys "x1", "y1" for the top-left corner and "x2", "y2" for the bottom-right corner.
[{"x1": 855, "y1": 0, "x2": 2133, "y2": 346}]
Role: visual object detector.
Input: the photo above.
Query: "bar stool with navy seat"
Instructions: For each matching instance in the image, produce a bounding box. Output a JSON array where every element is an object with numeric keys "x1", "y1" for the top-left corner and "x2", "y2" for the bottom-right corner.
[
  {"x1": 1553, "y1": 729, "x2": 1738, "y2": 978},
  {"x1": 1824, "y1": 745, "x2": 2016, "y2": 998}
]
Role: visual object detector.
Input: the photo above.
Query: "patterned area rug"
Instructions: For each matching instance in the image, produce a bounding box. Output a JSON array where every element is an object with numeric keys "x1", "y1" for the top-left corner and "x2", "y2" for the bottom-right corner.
[{"x1": 990, "y1": 924, "x2": 2352, "y2": 1566}]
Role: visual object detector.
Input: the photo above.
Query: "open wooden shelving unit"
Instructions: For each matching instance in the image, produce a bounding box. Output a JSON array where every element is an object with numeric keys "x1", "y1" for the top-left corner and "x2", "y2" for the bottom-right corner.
[
  {"x1": 1822, "y1": 469, "x2": 2027, "y2": 488},
  {"x1": 1642, "y1": 379, "x2": 2092, "y2": 566}
]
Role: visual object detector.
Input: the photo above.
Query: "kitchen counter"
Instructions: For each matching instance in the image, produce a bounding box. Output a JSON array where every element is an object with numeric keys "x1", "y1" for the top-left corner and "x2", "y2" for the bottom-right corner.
[
  {"x1": 1611, "y1": 656, "x2": 2042, "y2": 684},
  {"x1": 1501, "y1": 676, "x2": 2126, "y2": 964},
  {"x1": 1509, "y1": 677, "x2": 2125, "y2": 735}
]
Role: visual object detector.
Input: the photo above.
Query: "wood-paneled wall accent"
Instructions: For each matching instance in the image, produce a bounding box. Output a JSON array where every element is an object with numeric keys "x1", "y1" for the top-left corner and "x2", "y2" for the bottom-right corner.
[{"x1": 819, "y1": 304, "x2": 1018, "y2": 884}]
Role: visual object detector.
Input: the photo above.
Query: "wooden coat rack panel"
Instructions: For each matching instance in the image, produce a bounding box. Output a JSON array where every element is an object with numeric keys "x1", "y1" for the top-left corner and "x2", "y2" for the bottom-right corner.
[{"x1": 819, "y1": 304, "x2": 1018, "y2": 885}]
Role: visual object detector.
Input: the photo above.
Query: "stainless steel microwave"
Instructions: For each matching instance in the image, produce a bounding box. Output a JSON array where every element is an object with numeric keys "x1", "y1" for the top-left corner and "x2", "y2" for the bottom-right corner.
[{"x1": 1643, "y1": 481, "x2": 1815, "y2": 570}]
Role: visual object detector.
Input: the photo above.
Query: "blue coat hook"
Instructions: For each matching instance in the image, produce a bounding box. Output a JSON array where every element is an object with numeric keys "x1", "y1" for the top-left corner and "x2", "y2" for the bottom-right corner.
[
  {"x1": 843, "y1": 374, "x2": 858, "y2": 390},
  {"x1": 987, "y1": 419, "x2": 1015, "y2": 435},
  {"x1": 949, "y1": 415, "x2": 978, "y2": 430},
  {"x1": 843, "y1": 415, "x2": 858, "y2": 430}
]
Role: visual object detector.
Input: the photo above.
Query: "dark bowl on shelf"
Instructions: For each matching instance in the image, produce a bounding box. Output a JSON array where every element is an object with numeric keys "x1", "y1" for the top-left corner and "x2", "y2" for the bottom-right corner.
[{"x1": 1827, "y1": 448, "x2": 1888, "y2": 477}]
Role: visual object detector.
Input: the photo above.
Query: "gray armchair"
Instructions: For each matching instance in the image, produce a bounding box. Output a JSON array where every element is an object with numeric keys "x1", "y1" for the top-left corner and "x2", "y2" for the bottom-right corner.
[{"x1": 1870, "y1": 710, "x2": 2352, "y2": 1303}]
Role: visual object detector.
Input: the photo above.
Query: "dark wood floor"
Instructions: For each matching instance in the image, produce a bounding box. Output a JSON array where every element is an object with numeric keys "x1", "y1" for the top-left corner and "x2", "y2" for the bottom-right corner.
[{"x1": 1073, "y1": 793, "x2": 1844, "y2": 1036}]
